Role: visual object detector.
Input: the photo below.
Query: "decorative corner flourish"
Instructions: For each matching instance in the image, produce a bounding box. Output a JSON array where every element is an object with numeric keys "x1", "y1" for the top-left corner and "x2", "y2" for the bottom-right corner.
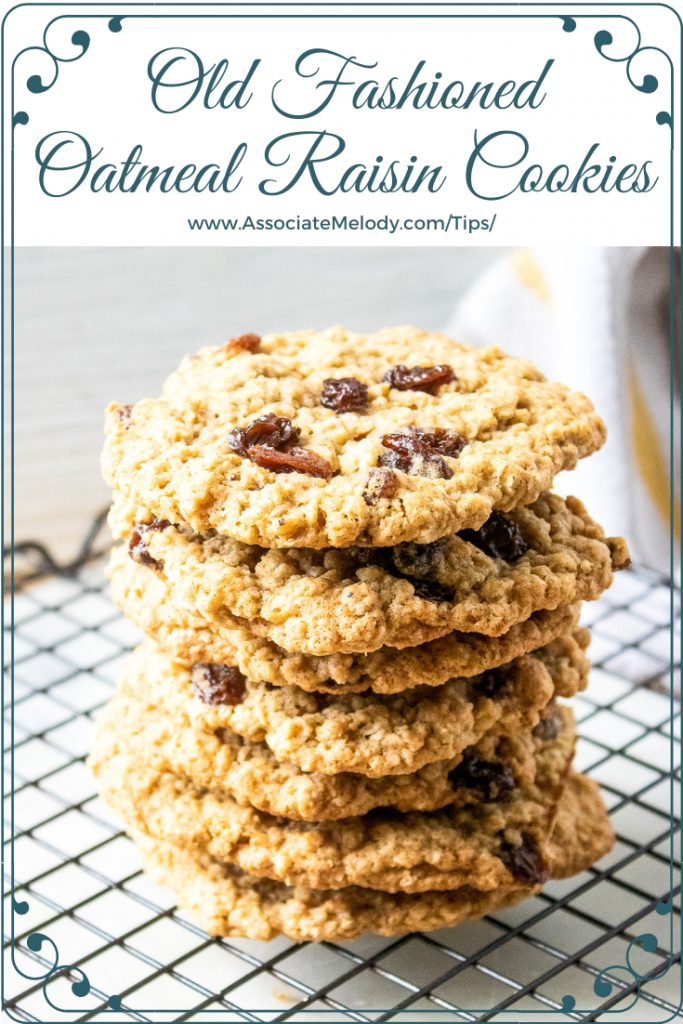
[
  {"x1": 592, "y1": 19, "x2": 673, "y2": 129},
  {"x1": 559, "y1": 14, "x2": 673, "y2": 129},
  {"x1": 562, "y1": 928, "x2": 675, "y2": 1013},
  {"x1": 12, "y1": 14, "x2": 123, "y2": 128},
  {"x1": 11, "y1": 895, "x2": 121, "y2": 1014}
]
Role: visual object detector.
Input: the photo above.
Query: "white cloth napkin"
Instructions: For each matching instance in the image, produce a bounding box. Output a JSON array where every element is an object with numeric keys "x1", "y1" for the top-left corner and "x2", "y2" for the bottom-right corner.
[{"x1": 443, "y1": 247, "x2": 679, "y2": 578}]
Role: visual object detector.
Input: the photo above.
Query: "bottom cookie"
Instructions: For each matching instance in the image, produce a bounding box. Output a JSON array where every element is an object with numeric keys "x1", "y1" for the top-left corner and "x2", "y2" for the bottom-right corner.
[{"x1": 133, "y1": 772, "x2": 613, "y2": 942}]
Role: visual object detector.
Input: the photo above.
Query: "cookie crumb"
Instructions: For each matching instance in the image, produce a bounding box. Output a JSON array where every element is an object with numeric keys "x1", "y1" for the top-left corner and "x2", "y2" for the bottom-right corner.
[
  {"x1": 606, "y1": 536, "x2": 631, "y2": 572},
  {"x1": 115, "y1": 404, "x2": 133, "y2": 424}
]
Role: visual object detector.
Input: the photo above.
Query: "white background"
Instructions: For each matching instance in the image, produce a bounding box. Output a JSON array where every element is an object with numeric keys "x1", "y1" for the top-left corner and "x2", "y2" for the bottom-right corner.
[{"x1": 2, "y1": 2, "x2": 680, "y2": 245}]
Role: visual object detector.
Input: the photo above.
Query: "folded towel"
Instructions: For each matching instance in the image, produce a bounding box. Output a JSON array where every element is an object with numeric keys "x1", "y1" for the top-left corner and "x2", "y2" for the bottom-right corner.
[{"x1": 444, "y1": 247, "x2": 679, "y2": 578}]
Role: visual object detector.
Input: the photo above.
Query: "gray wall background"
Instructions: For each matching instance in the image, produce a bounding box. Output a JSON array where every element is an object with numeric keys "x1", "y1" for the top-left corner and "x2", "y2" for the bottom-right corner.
[{"x1": 12, "y1": 246, "x2": 508, "y2": 557}]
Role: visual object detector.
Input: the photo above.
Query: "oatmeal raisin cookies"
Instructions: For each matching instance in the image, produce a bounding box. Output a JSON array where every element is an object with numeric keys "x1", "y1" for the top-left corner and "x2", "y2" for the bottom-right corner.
[
  {"x1": 102, "y1": 326, "x2": 607, "y2": 550},
  {"x1": 132, "y1": 773, "x2": 614, "y2": 941},
  {"x1": 93, "y1": 324, "x2": 627, "y2": 942}
]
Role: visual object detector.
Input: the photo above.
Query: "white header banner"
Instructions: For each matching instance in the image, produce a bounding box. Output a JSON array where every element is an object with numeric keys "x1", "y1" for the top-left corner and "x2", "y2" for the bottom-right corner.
[{"x1": 3, "y1": 2, "x2": 680, "y2": 245}]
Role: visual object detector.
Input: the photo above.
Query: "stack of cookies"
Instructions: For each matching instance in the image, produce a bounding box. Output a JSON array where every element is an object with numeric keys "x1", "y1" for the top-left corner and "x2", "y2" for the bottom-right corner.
[{"x1": 89, "y1": 326, "x2": 629, "y2": 943}]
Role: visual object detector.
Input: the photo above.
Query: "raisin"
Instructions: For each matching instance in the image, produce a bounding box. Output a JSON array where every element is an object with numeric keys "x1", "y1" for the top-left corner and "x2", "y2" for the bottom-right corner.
[
  {"x1": 227, "y1": 333, "x2": 261, "y2": 353},
  {"x1": 460, "y1": 511, "x2": 530, "y2": 561},
  {"x1": 448, "y1": 752, "x2": 516, "y2": 800},
  {"x1": 129, "y1": 528, "x2": 156, "y2": 569},
  {"x1": 380, "y1": 432, "x2": 454, "y2": 480},
  {"x1": 227, "y1": 413, "x2": 329, "y2": 478},
  {"x1": 391, "y1": 538, "x2": 447, "y2": 580},
  {"x1": 410, "y1": 579, "x2": 454, "y2": 603},
  {"x1": 321, "y1": 378, "x2": 368, "y2": 413},
  {"x1": 353, "y1": 547, "x2": 387, "y2": 570},
  {"x1": 115, "y1": 404, "x2": 133, "y2": 424},
  {"x1": 353, "y1": 541, "x2": 453, "y2": 601},
  {"x1": 383, "y1": 364, "x2": 456, "y2": 396},
  {"x1": 192, "y1": 663, "x2": 247, "y2": 705},
  {"x1": 356, "y1": 538, "x2": 454, "y2": 602},
  {"x1": 474, "y1": 668, "x2": 510, "y2": 700},
  {"x1": 247, "y1": 445, "x2": 333, "y2": 478},
  {"x1": 128, "y1": 517, "x2": 170, "y2": 571},
  {"x1": 363, "y1": 467, "x2": 399, "y2": 505},
  {"x1": 357, "y1": 539, "x2": 456, "y2": 602},
  {"x1": 533, "y1": 702, "x2": 563, "y2": 741},
  {"x1": 412, "y1": 428, "x2": 466, "y2": 457},
  {"x1": 228, "y1": 414, "x2": 301, "y2": 457},
  {"x1": 499, "y1": 836, "x2": 549, "y2": 884}
]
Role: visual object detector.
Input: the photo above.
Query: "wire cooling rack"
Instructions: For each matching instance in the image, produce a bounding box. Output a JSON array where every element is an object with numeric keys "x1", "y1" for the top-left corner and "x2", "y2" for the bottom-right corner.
[{"x1": 3, "y1": 559, "x2": 681, "y2": 1022}]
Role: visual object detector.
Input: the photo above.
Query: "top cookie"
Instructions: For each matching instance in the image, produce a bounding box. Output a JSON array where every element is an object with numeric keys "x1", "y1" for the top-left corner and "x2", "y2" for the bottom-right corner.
[{"x1": 102, "y1": 326, "x2": 606, "y2": 549}]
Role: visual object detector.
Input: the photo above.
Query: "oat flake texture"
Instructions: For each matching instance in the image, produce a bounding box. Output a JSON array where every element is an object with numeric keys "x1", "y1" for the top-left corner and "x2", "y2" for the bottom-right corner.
[
  {"x1": 108, "y1": 490, "x2": 619, "y2": 654},
  {"x1": 108, "y1": 549, "x2": 585, "y2": 694},
  {"x1": 88, "y1": 639, "x2": 585, "y2": 784},
  {"x1": 131, "y1": 773, "x2": 614, "y2": 942},
  {"x1": 92, "y1": 321, "x2": 626, "y2": 947},
  {"x1": 102, "y1": 325, "x2": 607, "y2": 549},
  {"x1": 90, "y1": 702, "x2": 577, "y2": 894}
]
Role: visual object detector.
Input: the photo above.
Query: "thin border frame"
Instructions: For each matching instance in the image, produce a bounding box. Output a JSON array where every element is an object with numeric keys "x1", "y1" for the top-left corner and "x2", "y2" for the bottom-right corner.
[{"x1": 1, "y1": 3, "x2": 681, "y2": 1019}]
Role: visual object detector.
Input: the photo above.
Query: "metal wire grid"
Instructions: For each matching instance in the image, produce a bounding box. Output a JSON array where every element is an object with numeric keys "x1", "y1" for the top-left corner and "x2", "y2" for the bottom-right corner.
[{"x1": 3, "y1": 561, "x2": 681, "y2": 1022}]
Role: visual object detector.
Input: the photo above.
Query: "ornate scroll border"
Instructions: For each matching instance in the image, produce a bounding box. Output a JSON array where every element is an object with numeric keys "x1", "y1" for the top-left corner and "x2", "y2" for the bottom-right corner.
[{"x1": 2, "y1": 4, "x2": 680, "y2": 1019}]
